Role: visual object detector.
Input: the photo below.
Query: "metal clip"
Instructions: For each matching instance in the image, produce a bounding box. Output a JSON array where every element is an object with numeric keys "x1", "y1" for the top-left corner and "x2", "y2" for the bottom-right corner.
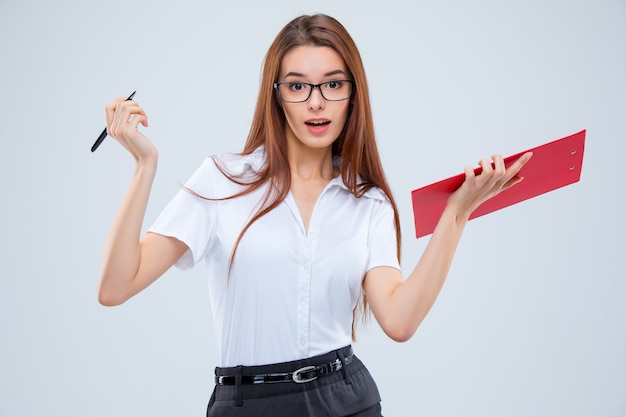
[{"x1": 292, "y1": 365, "x2": 317, "y2": 383}]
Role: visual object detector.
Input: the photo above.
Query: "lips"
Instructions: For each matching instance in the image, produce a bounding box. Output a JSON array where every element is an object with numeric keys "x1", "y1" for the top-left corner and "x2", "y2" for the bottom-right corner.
[
  {"x1": 305, "y1": 118, "x2": 331, "y2": 126},
  {"x1": 305, "y1": 118, "x2": 331, "y2": 134}
]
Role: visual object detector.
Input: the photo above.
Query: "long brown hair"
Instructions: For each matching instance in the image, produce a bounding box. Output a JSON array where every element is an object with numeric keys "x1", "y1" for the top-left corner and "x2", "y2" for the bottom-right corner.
[{"x1": 208, "y1": 14, "x2": 402, "y2": 335}]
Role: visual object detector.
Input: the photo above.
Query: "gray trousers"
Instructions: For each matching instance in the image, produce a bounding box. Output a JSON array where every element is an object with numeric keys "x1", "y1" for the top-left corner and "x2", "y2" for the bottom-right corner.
[{"x1": 207, "y1": 346, "x2": 383, "y2": 416}]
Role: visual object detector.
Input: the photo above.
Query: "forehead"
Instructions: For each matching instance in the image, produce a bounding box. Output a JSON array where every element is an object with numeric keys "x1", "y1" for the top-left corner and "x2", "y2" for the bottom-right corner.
[{"x1": 279, "y1": 45, "x2": 346, "y2": 79}]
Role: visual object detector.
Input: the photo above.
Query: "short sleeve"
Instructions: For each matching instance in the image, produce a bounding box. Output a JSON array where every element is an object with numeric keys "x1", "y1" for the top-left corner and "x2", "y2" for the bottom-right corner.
[
  {"x1": 148, "y1": 158, "x2": 218, "y2": 270},
  {"x1": 366, "y1": 199, "x2": 401, "y2": 272}
]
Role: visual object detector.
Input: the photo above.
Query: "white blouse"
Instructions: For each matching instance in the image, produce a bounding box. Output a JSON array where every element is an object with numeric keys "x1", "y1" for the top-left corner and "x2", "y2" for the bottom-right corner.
[{"x1": 148, "y1": 147, "x2": 400, "y2": 367}]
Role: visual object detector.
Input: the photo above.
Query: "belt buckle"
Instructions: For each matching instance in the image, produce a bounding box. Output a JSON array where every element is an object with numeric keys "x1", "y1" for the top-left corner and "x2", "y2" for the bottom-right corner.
[{"x1": 292, "y1": 365, "x2": 317, "y2": 383}]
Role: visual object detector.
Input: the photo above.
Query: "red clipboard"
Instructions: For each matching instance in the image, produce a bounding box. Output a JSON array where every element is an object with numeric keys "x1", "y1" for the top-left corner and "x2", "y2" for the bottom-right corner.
[{"x1": 411, "y1": 130, "x2": 586, "y2": 238}]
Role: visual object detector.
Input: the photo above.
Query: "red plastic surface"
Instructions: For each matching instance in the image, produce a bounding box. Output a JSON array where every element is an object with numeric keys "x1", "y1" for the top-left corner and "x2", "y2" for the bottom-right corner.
[{"x1": 411, "y1": 130, "x2": 586, "y2": 238}]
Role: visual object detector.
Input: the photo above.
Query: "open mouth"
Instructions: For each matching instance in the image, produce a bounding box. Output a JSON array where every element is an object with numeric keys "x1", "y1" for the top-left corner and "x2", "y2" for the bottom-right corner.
[
  {"x1": 304, "y1": 119, "x2": 331, "y2": 134},
  {"x1": 305, "y1": 120, "x2": 331, "y2": 127}
]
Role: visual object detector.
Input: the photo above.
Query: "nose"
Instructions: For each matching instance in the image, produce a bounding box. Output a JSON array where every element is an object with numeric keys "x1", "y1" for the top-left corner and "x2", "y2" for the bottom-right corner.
[{"x1": 308, "y1": 86, "x2": 325, "y2": 110}]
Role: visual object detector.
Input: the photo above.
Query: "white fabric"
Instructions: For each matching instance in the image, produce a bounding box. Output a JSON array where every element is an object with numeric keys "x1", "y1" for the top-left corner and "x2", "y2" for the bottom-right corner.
[{"x1": 148, "y1": 146, "x2": 400, "y2": 367}]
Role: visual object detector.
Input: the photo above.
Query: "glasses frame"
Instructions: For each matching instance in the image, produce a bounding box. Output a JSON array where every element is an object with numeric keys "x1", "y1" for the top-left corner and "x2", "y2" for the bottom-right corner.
[{"x1": 273, "y1": 80, "x2": 355, "y2": 103}]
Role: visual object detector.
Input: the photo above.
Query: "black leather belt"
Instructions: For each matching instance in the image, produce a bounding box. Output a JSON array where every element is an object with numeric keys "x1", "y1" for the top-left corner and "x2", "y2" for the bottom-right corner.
[{"x1": 215, "y1": 347, "x2": 353, "y2": 385}]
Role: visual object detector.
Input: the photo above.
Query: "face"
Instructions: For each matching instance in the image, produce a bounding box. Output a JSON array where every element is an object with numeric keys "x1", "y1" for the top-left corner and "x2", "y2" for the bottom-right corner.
[{"x1": 277, "y1": 45, "x2": 351, "y2": 153}]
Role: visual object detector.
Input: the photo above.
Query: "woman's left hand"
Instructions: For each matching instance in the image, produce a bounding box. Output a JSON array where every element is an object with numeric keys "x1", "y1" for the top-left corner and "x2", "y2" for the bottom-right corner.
[{"x1": 447, "y1": 151, "x2": 533, "y2": 219}]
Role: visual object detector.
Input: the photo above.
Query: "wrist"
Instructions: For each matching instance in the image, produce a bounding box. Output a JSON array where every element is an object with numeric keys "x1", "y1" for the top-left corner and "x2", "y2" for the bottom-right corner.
[
  {"x1": 443, "y1": 202, "x2": 471, "y2": 225},
  {"x1": 134, "y1": 155, "x2": 158, "y2": 177}
]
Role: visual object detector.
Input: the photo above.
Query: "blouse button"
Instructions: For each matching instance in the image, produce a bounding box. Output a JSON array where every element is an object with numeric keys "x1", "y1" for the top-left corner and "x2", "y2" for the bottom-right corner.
[{"x1": 303, "y1": 262, "x2": 311, "y2": 271}]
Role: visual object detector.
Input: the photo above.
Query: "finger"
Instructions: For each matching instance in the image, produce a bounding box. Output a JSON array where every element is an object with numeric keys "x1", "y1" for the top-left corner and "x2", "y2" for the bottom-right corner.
[
  {"x1": 113, "y1": 101, "x2": 147, "y2": 127},
  {"x1": 128, "y1": 114, "x2": 148, "y2": 131},
  {"x1": 114, "y1": 99, "x2": 145, "y2": 115},
  {"x1": 478, "y1": 157, "x2": 493, "y2": 175},
  {"x1": 104, "y1": 96, "x2": 132, "y2": 116},
  {"x1": 492, "y1": 154, "x2": 505, "y2": 176},
  {"x1": 504, "y1": 151, "x2": 533, "y2": 178},
  {"x1": 119, "y1": 105, "x2": 148, "y2": 126},
  {"x1": 109, "y1": 105, "x2": 147, "y2": 138},
  {"x1": 104, "y1": 100, "x2": 121, "y2": 128},
  {"x1": 105, "y1": 97, "x2": 140, "y2": 132},
  {"x1": 516, "y1": 151, "x2": 533, "y2": 168},
  {"x1": 500, "y1": 175, "x2": 524, "y2": 192},
  {"x1": 490, "y1": 154, "x2": 506, "y2": 186},
  {"x1": 105, "y1": 96, "x2": 131, "y2": 112},
  {"x1": 464, "y1": 164, "x2": 475, "y2": 181},
  {"x1": 499, "y1": 152, "x2": 533, "y2": 191}
]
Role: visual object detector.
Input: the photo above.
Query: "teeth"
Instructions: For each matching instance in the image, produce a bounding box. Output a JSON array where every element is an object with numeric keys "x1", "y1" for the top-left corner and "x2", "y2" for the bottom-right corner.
[{"x1": 308, "y1": 120, "x2": 328, "y2": 125}]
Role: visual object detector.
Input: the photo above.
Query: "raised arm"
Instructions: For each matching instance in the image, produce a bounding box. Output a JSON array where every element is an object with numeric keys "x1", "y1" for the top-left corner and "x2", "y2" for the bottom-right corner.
[
  {"x1": 96, "y1": 97, "x2": 188, "y2": 306},
  {"x1": 363, "y1": 152, "x2": 533, "y2": 342}
]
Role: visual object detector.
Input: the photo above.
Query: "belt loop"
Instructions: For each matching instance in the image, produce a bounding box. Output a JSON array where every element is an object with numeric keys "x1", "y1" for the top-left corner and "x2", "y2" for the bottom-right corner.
[
  {"x1": 337, "y1": 347, "x2": 351, "y2": 385},
  {"x1": 235, "y1": 365, "x2": 243, "y2": 407}
]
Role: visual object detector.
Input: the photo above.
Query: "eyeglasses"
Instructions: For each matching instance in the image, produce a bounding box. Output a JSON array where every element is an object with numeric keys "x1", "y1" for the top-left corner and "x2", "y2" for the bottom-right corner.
[{"x1": 274, "y1": 80, "x2": 355, "y2": 103}]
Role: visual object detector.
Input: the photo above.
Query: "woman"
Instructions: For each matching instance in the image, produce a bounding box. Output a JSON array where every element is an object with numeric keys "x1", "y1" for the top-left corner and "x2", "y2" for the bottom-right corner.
[{"x1": 97, "y1": 14, "x2": 531, "y2": 416}]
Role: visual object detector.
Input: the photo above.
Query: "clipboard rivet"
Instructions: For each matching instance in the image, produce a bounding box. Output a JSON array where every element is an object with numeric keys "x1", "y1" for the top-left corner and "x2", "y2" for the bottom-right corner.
[
  {"x1": 571, "y1": 150, "x2": 577, "y2": 155},
  {"x1": 569, "y1": 166, "x2": 576, "y2": 171}
]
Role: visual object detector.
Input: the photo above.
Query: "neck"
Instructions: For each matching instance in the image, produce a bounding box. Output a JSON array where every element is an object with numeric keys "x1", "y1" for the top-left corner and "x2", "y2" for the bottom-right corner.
[
  {"x1": 285, "y1": 126, "x2": 338, "y2": 181},
  {"x1": 288, "y1": 144, "x2": 336, "y2": 181}
]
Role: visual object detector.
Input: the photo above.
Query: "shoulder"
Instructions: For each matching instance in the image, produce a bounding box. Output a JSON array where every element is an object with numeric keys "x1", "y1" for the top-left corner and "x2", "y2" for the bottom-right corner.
[
  {"x1": 211, "y1": 146, "x2": 267, "y2": 176},
  {"x1": 360, "y1": 186, "x2": 390, "y2": 203},
  {"x1": 332, "y1": 175, "x2": 391, "y2": 205},
  {"x1": 185, "y1": 146, "x2": 267, "y2": 197}
]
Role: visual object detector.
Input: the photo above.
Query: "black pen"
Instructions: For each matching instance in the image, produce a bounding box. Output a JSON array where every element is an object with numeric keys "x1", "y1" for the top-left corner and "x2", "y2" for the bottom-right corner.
[{"x1": 90, "y1": 91, "x2": 136, "y2": 152}]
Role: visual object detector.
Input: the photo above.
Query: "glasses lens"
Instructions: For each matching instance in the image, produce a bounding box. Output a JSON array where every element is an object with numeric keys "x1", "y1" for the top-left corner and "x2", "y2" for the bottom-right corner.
[
  {"x1": 320, "y1": 80, "x2": 352, "y2": 101},
  {"x1": 279, "y1": 83, "x2": 312, "y2": 103}
]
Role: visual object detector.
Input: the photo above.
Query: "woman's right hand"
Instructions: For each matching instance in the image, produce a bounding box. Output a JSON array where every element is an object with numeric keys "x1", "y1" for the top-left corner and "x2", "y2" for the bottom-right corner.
[
  {"x1": 104, "y1": 97, "x2": 157, "y2": 162},
  {"x1": 98, "y1": 97, "x2": 187, "y2": 306}
]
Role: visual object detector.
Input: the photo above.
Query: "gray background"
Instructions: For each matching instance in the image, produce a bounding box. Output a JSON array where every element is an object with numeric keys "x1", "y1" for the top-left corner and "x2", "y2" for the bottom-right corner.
[{"x1": 1, "y1": 0, "x2": 625, "y2": 416}]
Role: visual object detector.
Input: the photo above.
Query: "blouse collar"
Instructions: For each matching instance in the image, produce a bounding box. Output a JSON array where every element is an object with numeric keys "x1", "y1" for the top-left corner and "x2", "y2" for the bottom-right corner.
[{"x1": 240, "y1": 146, "x2": 388, "y2": 202}]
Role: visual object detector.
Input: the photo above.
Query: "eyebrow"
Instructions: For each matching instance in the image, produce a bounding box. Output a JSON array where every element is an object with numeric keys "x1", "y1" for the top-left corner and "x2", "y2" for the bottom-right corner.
[{"x1": 283, "y1": 69, "x2": 347, "y2": 79}]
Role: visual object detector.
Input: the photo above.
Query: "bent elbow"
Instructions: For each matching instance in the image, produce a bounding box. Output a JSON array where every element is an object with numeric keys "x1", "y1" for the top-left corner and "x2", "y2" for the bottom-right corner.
[
  {"x1": 387, "y1": 327, "x2": 416, "y2": 343},
  {"x1": 382, "y1": 320, "x2": 419, "y2": 343},
  {"x1": 98, "y1": 292, "x2": 125, "y2": 307},
  {"x1": 97, "y1": 285, "x2": 129, "y2": 307},
  {"x1": 98, "y1": 295, "x2": 123, "y2": 307}
]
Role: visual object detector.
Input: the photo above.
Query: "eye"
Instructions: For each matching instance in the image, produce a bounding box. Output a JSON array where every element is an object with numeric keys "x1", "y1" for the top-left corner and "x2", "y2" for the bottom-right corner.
[
  {"x1": 325, "y1": 80, "x2": 343, "y2": 89},
  {"x1": 289, "y1": 82, "x2": 306, "y2": 92}
]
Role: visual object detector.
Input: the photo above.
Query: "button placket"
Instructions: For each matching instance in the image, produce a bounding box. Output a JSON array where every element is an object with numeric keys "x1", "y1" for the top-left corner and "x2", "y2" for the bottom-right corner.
[
  {"x1": 294, "y1": 182, "x2": 330, "y2": 356},
  {"x1": 296, "y1": 245, "x2": 311, "y2": 356}
]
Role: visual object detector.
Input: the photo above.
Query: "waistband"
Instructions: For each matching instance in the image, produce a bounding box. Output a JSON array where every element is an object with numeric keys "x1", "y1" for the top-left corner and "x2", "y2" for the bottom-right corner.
[
  {"x1": 213, "y1": 346, "x2": 356, "y2": 406},
  {"x1": 215, "y1": 346, "x2": 353, "y2": 385}
]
